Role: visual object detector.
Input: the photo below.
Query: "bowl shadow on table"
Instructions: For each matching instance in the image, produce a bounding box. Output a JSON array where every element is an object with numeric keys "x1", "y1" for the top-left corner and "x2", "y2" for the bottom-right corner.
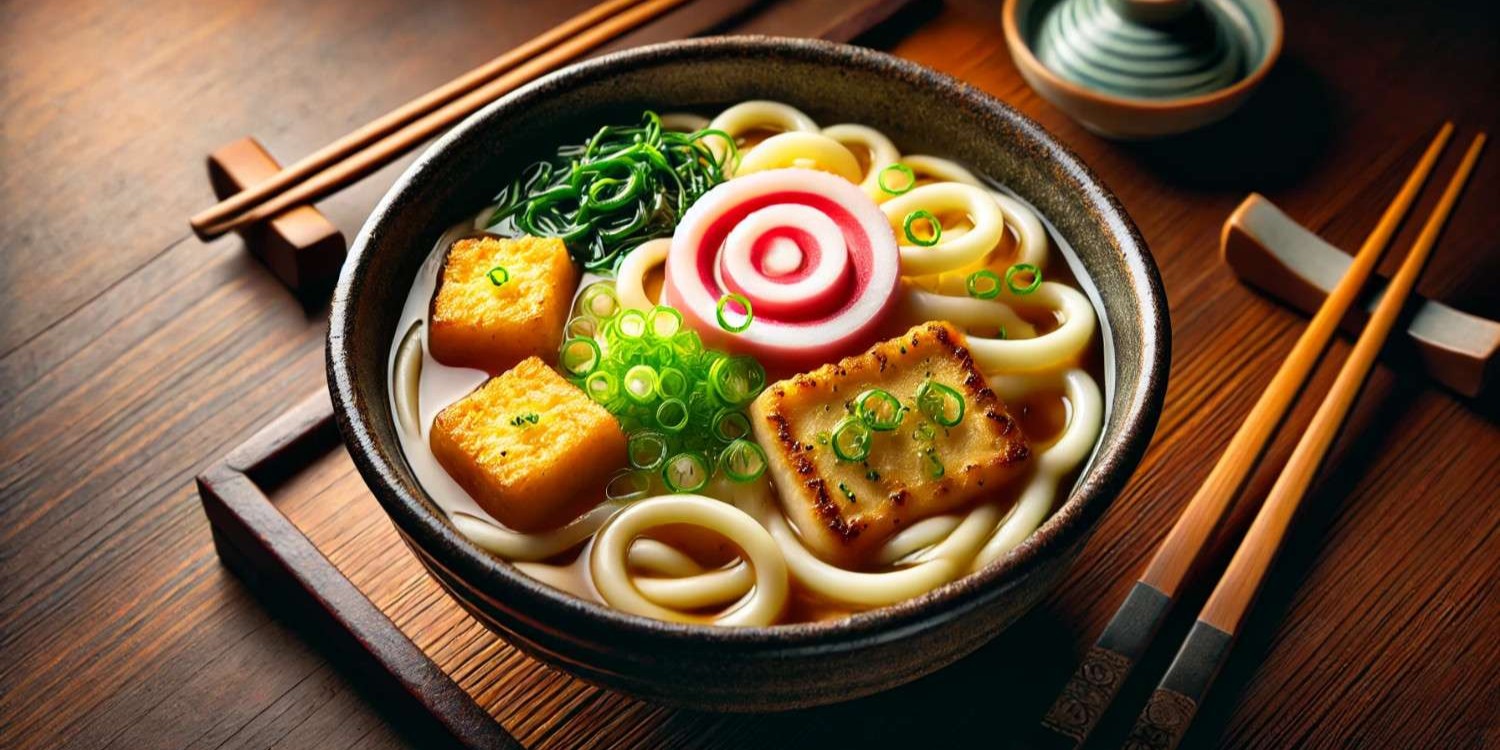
[
  {"x1": 709, "y1": 604, "x2": 1082, "y2": 747},
  {"x1": 1115, "y1": 56, "x2": 1338, "y2": 192}
]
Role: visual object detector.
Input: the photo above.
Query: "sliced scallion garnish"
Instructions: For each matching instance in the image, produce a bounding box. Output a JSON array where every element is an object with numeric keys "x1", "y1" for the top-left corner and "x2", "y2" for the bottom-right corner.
[
  {"x1": 877, "y1": 163, "x2": 916, "y2": 195},
  {"x1": 578, "y1": 282, "x2": 620, "y2": 320},
  {"x1": 966, "y1": 269, "x2": 1002, "y2": 300},
  {"x1": 648, "y1": 305, "x2": 684, "y2": 339},
  {"x1": 613, "y1": 308, "x2": 648, "y2": 339},
  {"x1": 832, "y1": 416, "x2": 872, "y2": 462},
  {"x1": 655, "y1": 366, "x2": 689, "y2": 400},
  {"x1": 855, "y1": 388, "x2": 905, "y2": 431},
  {"x1": 662, "y1": 451, "x2": 711, "y2": 493},
  {"x1": 708, "y1": 356, "x2": 765, "y2": 407},
  {"x1": 559, "y1": 336, "x2": 601, "y2": 378},
  {"x1": 628, "y1": 431, "x2": 669, "y2": 471},
  {"x1": 915, "y1": 380, "x2": 965, "y2": 428},
  {"x1": 623, "y1": 364, "x2": 659, "y2": 405},
  {"x1": 584, "y1": 370, "x2": 620, "y2": 404},
  {"x1": 655, "y1": 398, "x2": 690, "y2": 433},
  {"x1": 902, "y1": 210, "x2": 942, "y2": 247},
  {"x1": 712, "y1": 409, "x2": 752, "y2": 442},
  {"x1": 1005, "y1": 263, "x2": 1042, "y2": 295},
  {"x1": 922, "y1": 449, "x2": 945, "y2": 479},
  {"x1": 715, "y1": 292, "x2": 754, "y2": 333},
  {"x1": 719, "y1": 439, "x2": 767, "y2": 482}
]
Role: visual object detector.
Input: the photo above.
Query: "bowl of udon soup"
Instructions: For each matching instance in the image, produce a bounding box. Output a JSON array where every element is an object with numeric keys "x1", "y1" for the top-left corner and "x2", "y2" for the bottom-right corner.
[{"x1": 329, "y1": 36, "x2": 1168, "y2": 711}]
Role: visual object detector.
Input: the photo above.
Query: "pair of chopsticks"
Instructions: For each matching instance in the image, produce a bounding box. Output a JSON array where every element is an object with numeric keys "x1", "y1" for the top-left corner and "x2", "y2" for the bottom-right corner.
[
  {"x1": 188, "y1": 0, "x2": 693, "y2": 241},
  {"x1": 1034, "y1": 123, "x2": 1486, "y2": 750}
]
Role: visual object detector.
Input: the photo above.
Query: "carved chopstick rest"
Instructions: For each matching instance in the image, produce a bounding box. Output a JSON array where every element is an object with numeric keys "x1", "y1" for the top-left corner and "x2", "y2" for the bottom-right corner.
[
  {"x1": 1222, "y1": 193, "x2": 1497, "y2": 398},
  {"x1": 206, "y1": 137, "x2": 346, "y2": 297}
]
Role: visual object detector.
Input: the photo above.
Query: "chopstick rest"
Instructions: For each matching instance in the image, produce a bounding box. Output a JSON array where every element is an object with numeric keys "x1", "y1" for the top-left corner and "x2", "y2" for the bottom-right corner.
[
  {"x1": 206, "y1": 137, "x2": 346, "y2": 297},
  {"x1": 1224, "y1": 193, "x2": 1498, "y2": 398}
]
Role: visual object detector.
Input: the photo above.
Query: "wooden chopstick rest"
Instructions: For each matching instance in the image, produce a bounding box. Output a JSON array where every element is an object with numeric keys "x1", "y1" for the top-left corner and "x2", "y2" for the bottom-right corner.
[
  {"x1": 207, "y1": 137, "x2": 346, "y2": 297},
  {"x1": 1223, "y1": 193, "x2": 1498, "y2": 398}
]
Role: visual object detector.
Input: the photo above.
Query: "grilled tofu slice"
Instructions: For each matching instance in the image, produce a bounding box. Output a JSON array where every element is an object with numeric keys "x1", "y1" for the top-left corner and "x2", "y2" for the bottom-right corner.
[{"x1": 749, "y1": 321, "x2": 1030, "y2": 567}]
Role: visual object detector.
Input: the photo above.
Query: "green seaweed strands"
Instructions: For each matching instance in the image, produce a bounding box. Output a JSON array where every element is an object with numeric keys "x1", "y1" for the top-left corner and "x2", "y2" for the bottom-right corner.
[{"x1": 486, "y1": 111, "x2": 737, "y2": 271}]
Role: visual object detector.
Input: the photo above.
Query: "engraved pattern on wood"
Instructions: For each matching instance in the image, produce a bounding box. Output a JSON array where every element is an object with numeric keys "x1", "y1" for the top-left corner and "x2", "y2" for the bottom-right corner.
[
  {"x1": 1041, "y1": 646, "x2": 1133, "y2": 742},
  {"x1": 1124, "y1": 688, "x2": 1199, "y2": 750}
]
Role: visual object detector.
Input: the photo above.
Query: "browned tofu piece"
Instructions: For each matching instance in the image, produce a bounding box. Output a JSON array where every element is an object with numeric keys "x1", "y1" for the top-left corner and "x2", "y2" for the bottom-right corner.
[
  {"x1": 429, "y1": 235, "x2": 578, "y2": 374},
  {"x1": 749, "y1": 322, "x2": 1030, "y2": 567},
  {"x1": 431, "y1": 357, "x2": 625, "y2": 532}
]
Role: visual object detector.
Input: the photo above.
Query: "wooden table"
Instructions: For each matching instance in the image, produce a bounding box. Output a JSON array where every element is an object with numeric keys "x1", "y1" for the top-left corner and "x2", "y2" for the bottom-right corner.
[{"x1": 2, "y1": 1, "x2": 1496, "y2": 747}]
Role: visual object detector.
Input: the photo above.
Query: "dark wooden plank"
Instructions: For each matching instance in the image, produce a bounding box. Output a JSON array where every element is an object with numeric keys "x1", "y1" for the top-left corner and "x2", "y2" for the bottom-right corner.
[{"x1": 0, "y1": 0, "x2": 1495, "y2": 749}]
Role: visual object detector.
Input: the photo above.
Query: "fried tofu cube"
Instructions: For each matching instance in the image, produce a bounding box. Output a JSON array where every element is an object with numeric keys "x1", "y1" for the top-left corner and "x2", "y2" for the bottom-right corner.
[
  {"x1": 430, "y1": 356, "x2": 626, "y2": 532},
  {"x1": 429, "y1": 235, "x2": 578, "y2": 374},
  {"x1": 749, "y1": 322, "x2": 1030, "y2": 567}
]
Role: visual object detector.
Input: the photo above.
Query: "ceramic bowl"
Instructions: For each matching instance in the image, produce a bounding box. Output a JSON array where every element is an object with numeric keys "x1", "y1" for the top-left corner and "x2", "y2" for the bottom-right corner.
[
  {"x1": 328, "y1": 36, "x2": 1168, "y2": 712},
  {"x1": 1003, "y1": 0, "x2": 1284, "y2": 139}
]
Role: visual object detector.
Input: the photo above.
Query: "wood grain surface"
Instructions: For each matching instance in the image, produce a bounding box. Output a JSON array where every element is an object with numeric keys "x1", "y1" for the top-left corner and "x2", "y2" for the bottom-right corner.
[{"x1": 1, "y1": 1, "x2": 1496, "y2": 748}]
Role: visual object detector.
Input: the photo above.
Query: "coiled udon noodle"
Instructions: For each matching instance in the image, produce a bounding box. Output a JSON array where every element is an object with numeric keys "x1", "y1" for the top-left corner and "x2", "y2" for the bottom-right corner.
[{"x1": 400, "y1": 102, "x2": 1104, "y2": 625}]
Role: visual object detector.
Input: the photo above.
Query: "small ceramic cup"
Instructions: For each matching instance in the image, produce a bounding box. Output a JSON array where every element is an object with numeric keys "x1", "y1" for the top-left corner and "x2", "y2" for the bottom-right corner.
[{"x1": 1004, "y1": 0, "x2": 1284, "y2": 139}]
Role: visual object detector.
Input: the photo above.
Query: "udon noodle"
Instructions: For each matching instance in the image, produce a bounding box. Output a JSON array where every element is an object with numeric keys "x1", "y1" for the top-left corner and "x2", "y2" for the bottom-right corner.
[{"x1": 389, "y1": 101, "x2": 1103, "y2": 626}]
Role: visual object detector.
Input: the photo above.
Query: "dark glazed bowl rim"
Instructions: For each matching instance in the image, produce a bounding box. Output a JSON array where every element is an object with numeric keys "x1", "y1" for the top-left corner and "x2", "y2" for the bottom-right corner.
[{"x1": 328, "y1": 36, "x2": 1169, "y2": 651}]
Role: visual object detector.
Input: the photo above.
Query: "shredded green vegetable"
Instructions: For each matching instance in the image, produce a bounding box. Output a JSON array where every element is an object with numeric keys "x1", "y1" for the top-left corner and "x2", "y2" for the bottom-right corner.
[{"x1": 486, "y1": 111, "x2": 735, "y2": 271}]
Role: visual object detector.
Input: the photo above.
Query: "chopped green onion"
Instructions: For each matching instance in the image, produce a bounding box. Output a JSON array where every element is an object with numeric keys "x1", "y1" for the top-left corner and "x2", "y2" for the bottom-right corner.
[
  {"x1": 566, "y1": 316, "x2": 598, "y2": 339},
  {"x1": 831, "y1": 416, "x2": 872, "y2": 462},
  {"x1": 855, "y1": 388, "x2": 905, "y2": 431},
  {"x1": 613, "y1": 308, "x2": 648, "y2": 339},
  {"x1": 719, "y1": 439, "x2": 767, "y2": 482},
  {"x1": 584, "y1": 370, "x2": 620, "y2": 404},
  {"x1": 708, "y1": 356, "x2": 765, "y2": 407},
  {"x1": 966, "y1": 269, "x2": 1002, "y2": 300},
  {"x1": 715, "y1": 293, "x2": 754, "y2": 333},
  {"x1": 913, "y1": 421, "x2": 936, "y2": 442},
  {"x1": 578, "y1": 282, "x2": 619, "y2": 319},
  {"x1": 605, "y1": 470, "x2": 653, "y2": 502},
  {"x1": 655, "y1": 366, "x2": 689, "y2": 400},
  {"x1": 877, "y1": 163, "x2": 916, "y2": 195},
  {"x1": 712, "y1": 409, "x2": 752, "y2": 442},
  {"x1": 837, "y1": 481, "x2": 857, "y2": 503},
  {"x1": 903, "y1": 210, "x2": 942, "y2": 247},
  {"x1": 559, "y1": 337, "x2": 601, "y2": 378},
  {"x1": 623, "y1": 364, "x2": 658, "y2": 404},
  {"x1": 655, "y1": 398, "x2": 690, "y2": 433},
  {"x1": 1005, "y1": 263, "x2": 1042, "y2": 295},
  {"x1": 922, "y1": 449, "x2": 945, "y2": 479},
  {"x1": 628, "y1": 431, "x2": 669, "y2": 471},
  {"x1": 670, "y1": 330, "x2": 703, "y2": 360},
  {"x1": 915, "y1": 380, "x2": 966, "y2": 427},
  {"x1": 662, "y1": 452, "x2": 710, "y2": 493},
  {"x1": 486, "y1": 266, "x2": 509, "y2": 286},
  {"x1": 647, "y1": 305, "x2": 683, "y2": 339}
]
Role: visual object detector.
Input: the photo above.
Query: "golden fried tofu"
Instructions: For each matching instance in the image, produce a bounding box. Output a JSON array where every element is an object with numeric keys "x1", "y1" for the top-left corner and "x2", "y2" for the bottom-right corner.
[
  {"x1": 749, "y1": 322, "x2": 1030, "y2": 567},
  {"x1": 429, "y1": 235, "x2": 578, "y2": 374},
  {"x1": 431, "y1": 357, "x2": 625, "y2": 532}
]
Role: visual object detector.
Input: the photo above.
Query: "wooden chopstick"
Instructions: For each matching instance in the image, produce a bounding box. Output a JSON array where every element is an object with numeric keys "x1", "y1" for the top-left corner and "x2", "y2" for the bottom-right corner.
[
  {"x1": 1125, "y1": 132, "x2": 1486, "y2": 750},
  {"x1": 1032, "y1": 122, "x2": 1455, "y2": 750},
  {"x1": 189, "y1": 0, "x2": 692, "y2": 241}
]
